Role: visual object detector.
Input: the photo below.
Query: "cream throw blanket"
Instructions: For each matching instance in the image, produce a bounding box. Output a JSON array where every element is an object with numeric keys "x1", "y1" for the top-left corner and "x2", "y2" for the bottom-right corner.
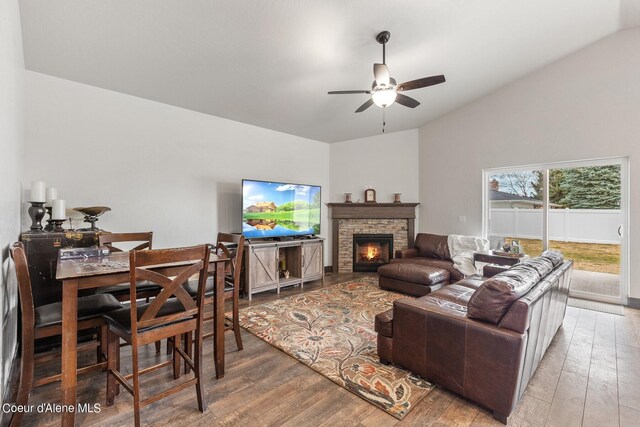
[{"x1": 447, "y1": 234, "x2": 490, "y2": 277}]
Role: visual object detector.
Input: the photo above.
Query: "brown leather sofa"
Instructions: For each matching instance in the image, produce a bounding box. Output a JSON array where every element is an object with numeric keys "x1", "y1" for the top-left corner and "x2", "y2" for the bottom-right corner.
[
  {"x1": 378, "y1": 233, "x2": 463, "y2": 296},
  {"x1": 375, "y1": 250, "x2": 572, "y2": 423}
]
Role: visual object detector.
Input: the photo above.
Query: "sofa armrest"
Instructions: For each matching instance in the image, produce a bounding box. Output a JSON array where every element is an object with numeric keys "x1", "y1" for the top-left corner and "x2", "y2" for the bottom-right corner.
[
  {"x1": 392, "y1": 297, "x2": 527, "y2": 418},
  {"x1": 395, "y1": 248, "x2": 417, "y2": 259},
  {"x1": 375, "y1": 309, "x2": 394, "y2": 337}
]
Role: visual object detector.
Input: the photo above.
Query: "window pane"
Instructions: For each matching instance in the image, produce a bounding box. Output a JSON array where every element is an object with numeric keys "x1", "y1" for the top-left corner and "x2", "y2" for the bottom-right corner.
[{"x1": 488, "y1": 170, "x2": 544, "y2": 257}]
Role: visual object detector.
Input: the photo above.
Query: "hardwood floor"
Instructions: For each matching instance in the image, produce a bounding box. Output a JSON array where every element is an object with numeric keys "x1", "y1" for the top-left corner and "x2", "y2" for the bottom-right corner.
[{"x1": 16, "y1": 273, "x2": 640, "y2": 427}]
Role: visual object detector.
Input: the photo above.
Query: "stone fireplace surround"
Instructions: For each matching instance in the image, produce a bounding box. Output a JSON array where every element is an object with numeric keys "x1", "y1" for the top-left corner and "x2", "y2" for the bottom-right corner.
[{"x1": 328, "y1": 203, "x2": 419, "y2": 273}]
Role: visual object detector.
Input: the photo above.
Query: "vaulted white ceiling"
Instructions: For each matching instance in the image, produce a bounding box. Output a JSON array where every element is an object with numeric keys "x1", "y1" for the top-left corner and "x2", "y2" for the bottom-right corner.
[{"x1": 20, "y1": 1, "x2": 625, "y2": 142}]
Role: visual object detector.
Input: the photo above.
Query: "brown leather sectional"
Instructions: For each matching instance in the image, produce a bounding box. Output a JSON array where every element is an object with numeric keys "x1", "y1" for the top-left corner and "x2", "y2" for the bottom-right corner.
[
  {"x1": 378, "y1": 233, "x2": 463, "y2": 296},
  {"x1": 375, "y1": 246, "x2": 572, "y2": 424}
]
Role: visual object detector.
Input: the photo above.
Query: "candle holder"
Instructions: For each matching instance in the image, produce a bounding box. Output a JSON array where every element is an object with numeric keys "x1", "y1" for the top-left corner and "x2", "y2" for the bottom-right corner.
[
  {"x1": 344, "y1": 193, "x2": 353, "y2": 203},
  {"x1": 393, "y1": 193, "x2": 402, "y2": 203},
  {"x1": 27, "y1": 201, "x2": 46, "y2": 232},
  {"x1": 51, "y1": 219, "x2": 66, "y2": 232},
  {"x1": 44, "y1": 206, "x2": 54, "y2": 232}
]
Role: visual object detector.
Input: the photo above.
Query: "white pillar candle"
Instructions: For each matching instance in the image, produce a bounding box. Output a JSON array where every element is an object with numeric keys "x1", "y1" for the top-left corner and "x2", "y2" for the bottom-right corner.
[
  {"x1": 52, "y1": 199, "x2": 66, "y2": 220},
  {"x1": 46, "y1": 187, "x2": 58, "y2": 204},
  {"x1": 30, "y1": 181, "x2": 46, "y2": 203}
]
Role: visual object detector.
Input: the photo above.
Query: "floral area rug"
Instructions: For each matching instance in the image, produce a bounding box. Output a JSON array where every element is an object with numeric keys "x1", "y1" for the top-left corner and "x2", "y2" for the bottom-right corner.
[{"x1": 236, "y1": 278, "x2": 433, "y2": 419}]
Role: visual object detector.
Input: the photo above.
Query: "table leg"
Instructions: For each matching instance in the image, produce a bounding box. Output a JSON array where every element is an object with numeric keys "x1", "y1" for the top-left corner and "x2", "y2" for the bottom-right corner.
[
  {"x1": 61, "y1": 279, "x2": 78, "y2": 426},
  {"x1": 213, "y1": 260, "x2": 225, "y2": 379}
]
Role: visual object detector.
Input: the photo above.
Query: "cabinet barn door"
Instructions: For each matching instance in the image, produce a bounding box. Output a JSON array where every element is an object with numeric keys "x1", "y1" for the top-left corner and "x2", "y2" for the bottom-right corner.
[
  {"x1": 248, "y1": 246, "x2": 278, "y2": 289},
  {"x1": 302, "y1": 242, "x2": 323, "y2": 280}
]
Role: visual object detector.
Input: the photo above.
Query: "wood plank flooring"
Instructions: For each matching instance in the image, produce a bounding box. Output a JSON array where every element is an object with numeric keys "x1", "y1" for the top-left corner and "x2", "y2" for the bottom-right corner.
[{"x1": 16, "y1": 273, "x2": 640, "y2": 427}]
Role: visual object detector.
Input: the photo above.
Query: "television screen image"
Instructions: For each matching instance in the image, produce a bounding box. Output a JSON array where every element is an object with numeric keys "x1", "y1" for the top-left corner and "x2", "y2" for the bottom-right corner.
[{"x1": 242, "y1": 180, "x2": 321, "y2": 239}]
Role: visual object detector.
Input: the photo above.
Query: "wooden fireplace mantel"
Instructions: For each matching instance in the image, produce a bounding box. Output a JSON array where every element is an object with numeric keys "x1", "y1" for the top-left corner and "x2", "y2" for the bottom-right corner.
[
  {"x1": 327, "y1": 203, "x2": 419, "y2": 219},
  {"x1": 327, "y1": 202, "x2": 419, "y2": 272}
]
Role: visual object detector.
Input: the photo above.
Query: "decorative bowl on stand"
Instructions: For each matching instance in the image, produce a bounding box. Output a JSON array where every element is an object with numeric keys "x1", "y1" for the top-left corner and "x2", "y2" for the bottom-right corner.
[{"x1": 73, "y1": 206, "x2": 111, "y2": 231}]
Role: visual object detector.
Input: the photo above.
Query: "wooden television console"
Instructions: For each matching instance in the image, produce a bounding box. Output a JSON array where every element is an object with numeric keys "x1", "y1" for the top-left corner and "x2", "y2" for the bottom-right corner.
[{"x1": 243, "y1": 237, "x2": 324, "y2": 300}]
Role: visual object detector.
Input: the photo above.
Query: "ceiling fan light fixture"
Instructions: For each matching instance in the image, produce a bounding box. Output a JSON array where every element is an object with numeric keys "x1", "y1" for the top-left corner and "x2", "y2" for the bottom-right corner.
[
  {"x1": 372, "y1": 87, "x2": 397, "y2": 108},
  {"x1": 328, "y1": 30, "x2": 445, "y2": 117}
]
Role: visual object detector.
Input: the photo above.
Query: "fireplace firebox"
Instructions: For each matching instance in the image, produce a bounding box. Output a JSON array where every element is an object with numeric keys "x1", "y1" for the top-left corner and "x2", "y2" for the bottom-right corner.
[{"x1": 352, "y1": 234, "x2": 393, "y2": 272}]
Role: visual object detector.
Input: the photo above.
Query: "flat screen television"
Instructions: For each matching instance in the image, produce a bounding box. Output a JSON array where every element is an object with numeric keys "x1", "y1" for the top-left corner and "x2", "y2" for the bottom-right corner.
[{"x1": 242, "y1": 179, "x2": 321, "y2": 239}]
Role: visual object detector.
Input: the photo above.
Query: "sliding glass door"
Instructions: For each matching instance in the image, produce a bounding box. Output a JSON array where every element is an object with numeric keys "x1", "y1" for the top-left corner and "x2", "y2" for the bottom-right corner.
[{"x1": 484, "y1": 158, "x2": 628, "y2": 305}]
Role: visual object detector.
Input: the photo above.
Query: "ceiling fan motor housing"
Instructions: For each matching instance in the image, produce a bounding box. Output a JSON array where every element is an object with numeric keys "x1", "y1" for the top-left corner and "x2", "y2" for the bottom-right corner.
[{"x1": 376, "y1": 31, "x2": 391, "y2": 45}]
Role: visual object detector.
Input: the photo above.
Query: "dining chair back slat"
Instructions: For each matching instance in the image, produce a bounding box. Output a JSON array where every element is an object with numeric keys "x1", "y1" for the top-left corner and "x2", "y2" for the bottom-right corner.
[{"x1": 99, "y1": 232, "x2": 153, "y2": 252}]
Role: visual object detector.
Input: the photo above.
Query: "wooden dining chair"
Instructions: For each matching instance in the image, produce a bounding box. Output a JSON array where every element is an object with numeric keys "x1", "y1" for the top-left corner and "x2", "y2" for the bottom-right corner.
[
  {"x1": 96, "y1": 232, "x2": 167, "y2": 353},
  {"x1": 104, "y1": 245, "x2": 211, "y2": 427},
  {"x1": 215, "y1": 233, "x2": 245, "y2": 350},
  {"x1": 96, "y1": 232, "x2": 160, "y2": 302},
  {"x1": 182, "y1": 233, "x2": 245, "y2": 356},
  {"x1": 8, "y1": 242, "x2": 122, "y2": 427}
]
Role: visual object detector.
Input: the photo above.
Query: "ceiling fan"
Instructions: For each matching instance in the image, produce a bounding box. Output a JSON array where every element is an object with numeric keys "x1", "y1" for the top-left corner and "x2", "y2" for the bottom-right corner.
[{"x1": 328, "y1": 31, "x2": 446, "y2": 113}]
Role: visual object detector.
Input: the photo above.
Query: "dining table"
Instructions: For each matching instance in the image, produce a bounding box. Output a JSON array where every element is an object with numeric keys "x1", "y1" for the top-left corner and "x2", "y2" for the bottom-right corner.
[{"x1": 56, "y1": 250, "x2": 228, "y2": 427}]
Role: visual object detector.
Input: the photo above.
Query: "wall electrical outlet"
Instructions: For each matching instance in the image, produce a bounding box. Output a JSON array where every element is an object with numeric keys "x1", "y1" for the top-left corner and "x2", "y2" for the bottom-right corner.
[{"x1": 458, "y1": 215, "x2": 466, "y2": 223}]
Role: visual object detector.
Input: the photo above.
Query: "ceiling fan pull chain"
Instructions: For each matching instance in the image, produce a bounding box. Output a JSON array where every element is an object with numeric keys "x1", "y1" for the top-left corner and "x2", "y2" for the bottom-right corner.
[{"x1": 382, "y1": 109, "x2": 386, "y2": 133}]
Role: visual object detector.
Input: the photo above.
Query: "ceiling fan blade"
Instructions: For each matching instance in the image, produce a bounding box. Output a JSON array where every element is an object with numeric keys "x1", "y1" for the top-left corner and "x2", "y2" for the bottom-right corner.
[
  {"x1": 355, "y1": 98, "x2": 374, "y2": 113},
  {"x1": 328, "y1": 90, "x2": 371, "y2": 95},
  {"x1": 373, "y1": 63, "x2": 390, "y2": 86},
  {"x1": 397, "y1": 75, "x2": 446, "y2": 91},
  {"x1": 395, "y1": 93, "x2": 420, "y2": 108}
]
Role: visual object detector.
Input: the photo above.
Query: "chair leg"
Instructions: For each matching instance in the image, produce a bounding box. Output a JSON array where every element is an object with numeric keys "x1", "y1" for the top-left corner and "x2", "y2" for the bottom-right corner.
[
  {"x1": 184, "y1": 332, "x2": 193, "y2": 375},
  {"x1": 173, "y1": 334, "x2": 182, "y2": 380},
  {"x1": 98, "y1": 324, "x2": 108, "y2": 367},
  {"x1": 233, "y1": 291, "x2": 243, "y2": 351},
  {"x1": 115, "y1": 334, "x2": 121, "y2": 396},
  {"x1": 154, "y1": 340, "x2": 161, "y2": 354},
  {"x1": 132, "y1": 342, "x2": 141, "y2": 427},
  {"x1": 167, "y1": 337, "x2": 174, "y2": 355},
  {"x1": 194, "y1": 328, "x2": 206, "y2": 412},
  {"x1": 96, "y1": 327, "x2": 102, "y2": 364},
  {"x1": 212, "y1": 327, "x2": 218, "y2": 379},
  {"x1": 106, "y1": 329, "x2": 119, "y2": 406},
  {"x1": 9, "y1": 338, "x2": 34, "y2": 427}
]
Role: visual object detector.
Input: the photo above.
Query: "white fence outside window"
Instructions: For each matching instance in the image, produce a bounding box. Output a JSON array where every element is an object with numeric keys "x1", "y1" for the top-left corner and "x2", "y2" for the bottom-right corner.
[{"x1": 489, "y1": 208, "x2": 621, "y2": 245}]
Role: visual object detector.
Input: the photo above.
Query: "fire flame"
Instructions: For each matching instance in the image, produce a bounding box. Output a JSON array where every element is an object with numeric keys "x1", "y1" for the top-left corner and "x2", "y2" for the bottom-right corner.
[{"x1": 366, "y1": 245, "x2": 379, "y2": 260}]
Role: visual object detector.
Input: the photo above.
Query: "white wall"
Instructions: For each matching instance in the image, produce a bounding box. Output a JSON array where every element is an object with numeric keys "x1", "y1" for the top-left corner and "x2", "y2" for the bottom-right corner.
[
  {"x1": 24, "y1": 72, "x2": 331, "y2": 261},
  {"x1": 329, "y1": 129, "x2": 419, "y2": 203},
  {"x1": 0, "y1": 0, "x2": 24, "y2": 403},
  {"x1": 419, "y1": 29, "x2": 640, "y2": 298}
]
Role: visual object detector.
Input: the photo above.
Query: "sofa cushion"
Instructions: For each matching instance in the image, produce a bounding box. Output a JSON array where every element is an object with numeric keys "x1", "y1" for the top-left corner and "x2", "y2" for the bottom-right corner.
[
  {"x1": 379, "y1": 276, "x2": 445, "y2": 297},
  {"x1": 429, "y1": 284, "x2": 475, "y2": 306},
  {"x1": 520, "y1": 257, "x2": 554, "y2": 277},
  {"x1": 378, "y1": 262, "x2": 450, "y2": 286},
  {"x1": 542, "y1": 249, "x2": 564, "y2": 267},
  {"x1": 467, "y1": 263, "x2": 541, "y2": 324},
  {"x1": 454, "y1": 275, "x2": 486, "y2": 290},
  {"x1": 414, "y1": 233, "x2": 451, "y2": 260},
  {"x1": 390, "y1": 257, "x2": 463, "y2": 282}
]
